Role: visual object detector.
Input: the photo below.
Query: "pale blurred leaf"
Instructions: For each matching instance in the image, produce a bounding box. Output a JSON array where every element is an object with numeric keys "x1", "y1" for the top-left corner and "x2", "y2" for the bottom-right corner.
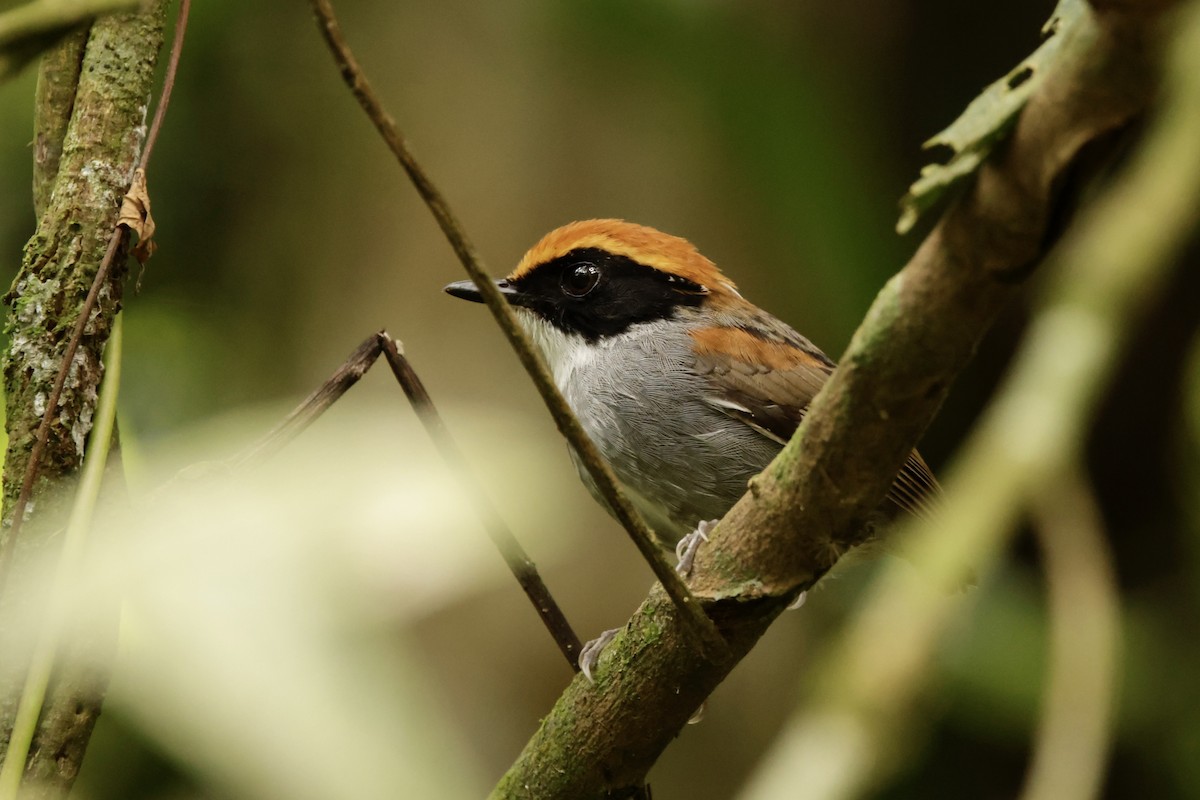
[{"x1": 4, "y1": 406, "x2": 578, "y2": 799}]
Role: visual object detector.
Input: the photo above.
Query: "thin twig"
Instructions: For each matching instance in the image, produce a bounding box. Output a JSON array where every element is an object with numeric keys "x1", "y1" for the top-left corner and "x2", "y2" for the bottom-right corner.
[
  {"x1": 377, "y1": 333, "x2": 584, "y2": 669},
  {"x1": 232, "y1": 333, "x2": 383, "y2": 468},
  {"x1": 234, "y1": 332, "x2": 585, "y2": 670},
  {"x1": 0, "y1": 0, "x2": 189, "y2": 585},
  {"x1": 1020, "y1": 467, "x2": 1120, "y2": 800},
  {"x1": 138, "y1": 0, "x2": 188, "y2": 173},
  {"x1": 307, "y1": 0, "x2": 726, "y2": 660}
]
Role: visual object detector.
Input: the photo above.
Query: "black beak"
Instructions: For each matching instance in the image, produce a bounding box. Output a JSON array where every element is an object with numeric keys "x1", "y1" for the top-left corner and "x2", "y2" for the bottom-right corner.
[{"x1": 443, "y1": 278, "x2": 520, "y2": 304}]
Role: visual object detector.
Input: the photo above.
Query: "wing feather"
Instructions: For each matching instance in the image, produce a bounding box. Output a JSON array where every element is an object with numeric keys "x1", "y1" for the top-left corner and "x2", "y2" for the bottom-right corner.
[{"x1": 692, "y1": 332, "x2": 940, "y2": 519}]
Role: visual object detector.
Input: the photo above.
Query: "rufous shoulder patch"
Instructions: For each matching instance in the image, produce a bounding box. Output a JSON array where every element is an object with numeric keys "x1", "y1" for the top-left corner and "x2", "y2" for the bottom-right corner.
[{"x1": 689, "y1": 326, "x2": 831, "y2": 372}]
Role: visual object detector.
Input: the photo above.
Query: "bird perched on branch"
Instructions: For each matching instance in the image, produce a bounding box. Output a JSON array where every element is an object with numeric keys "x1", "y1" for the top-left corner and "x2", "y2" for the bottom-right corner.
[
  {"x1": 447, "y1": 218, "x2": 938, "y2": 535},
  {"x1": 446, "y1": 219, "x2": 938, "y2": 673}
]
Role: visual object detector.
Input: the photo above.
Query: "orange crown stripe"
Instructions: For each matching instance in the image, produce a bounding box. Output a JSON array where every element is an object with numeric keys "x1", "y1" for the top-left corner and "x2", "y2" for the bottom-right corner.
[{"x1": 510, "y1": 219, "x2": 736, "y2": 292}]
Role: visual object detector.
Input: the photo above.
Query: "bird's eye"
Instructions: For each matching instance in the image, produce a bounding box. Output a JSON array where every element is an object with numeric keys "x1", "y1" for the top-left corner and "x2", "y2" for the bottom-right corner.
[{"x1": 561, "y1": 262, "x2": 601, "y2": 298}]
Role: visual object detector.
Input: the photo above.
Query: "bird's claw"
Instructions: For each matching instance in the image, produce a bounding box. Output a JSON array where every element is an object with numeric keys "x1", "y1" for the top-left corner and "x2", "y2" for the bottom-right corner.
[
  {"x1": 579, "y1": 627, "x2": 620, "y2": 683},
  {"x1": 675, "y1": 519, "x2": 719, "y2": 577}
]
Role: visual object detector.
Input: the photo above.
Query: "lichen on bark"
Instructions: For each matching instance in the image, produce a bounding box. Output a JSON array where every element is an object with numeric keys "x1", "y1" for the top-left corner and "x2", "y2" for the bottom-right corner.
[
  {"x1": 0, "y1": 4, "x2": 166, "y2": 794},
  {"x1": 2, "y1": 6, "x2": 164, "y2": 525}
]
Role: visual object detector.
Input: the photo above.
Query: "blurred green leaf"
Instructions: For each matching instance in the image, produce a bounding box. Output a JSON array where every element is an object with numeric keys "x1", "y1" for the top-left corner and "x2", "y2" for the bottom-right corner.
[
  {"x1": 1, "y1": 409, "x2": 582, "y2": 799},
  {"x1": 0, "y1": 0, "x2": 137, "y2": 82},
  {"x1": 896, "y1": 0, "x2": 1084, "y2": 234}
]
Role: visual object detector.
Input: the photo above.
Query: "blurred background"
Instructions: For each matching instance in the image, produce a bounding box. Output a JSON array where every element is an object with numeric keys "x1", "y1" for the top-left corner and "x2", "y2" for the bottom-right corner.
[{"x1": 1, "y1": 0, "x2": 1198, "y2": 797}]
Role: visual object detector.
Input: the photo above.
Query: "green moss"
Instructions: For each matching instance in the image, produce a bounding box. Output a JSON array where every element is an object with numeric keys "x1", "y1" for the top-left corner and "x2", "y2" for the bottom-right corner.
[{"x1": 0, "y1": 2, "x2": 167, "y2": 789}]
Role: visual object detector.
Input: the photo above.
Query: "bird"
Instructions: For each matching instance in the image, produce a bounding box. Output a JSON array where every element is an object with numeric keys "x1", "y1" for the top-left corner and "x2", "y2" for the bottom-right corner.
[{"x1": 445, "y1": 219, "x2": 938, "y2": 674}]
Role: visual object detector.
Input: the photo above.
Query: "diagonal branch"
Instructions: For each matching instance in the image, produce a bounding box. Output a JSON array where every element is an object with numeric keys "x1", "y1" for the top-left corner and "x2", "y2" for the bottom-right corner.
[
  {"x1": 740, "y1": 8, "x2": 1200, "y2": 793},
  {"x1": 375, "y1": 334, "x2": 586, "y2": 669},
  {"x1": 307, "y1": 0, "x2": 726, "y2": 660},
  {"x1": 492, "y1": 1, "x2": 1171, "y2": 795},
  {"x1": 233, "y1": 333, "x2": 386, "y2": 468}
]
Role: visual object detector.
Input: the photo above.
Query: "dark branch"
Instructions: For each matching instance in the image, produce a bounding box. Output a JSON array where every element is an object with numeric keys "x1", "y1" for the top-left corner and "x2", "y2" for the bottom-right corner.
[
  {"x1": 234, "y1": 333, "x2": 385, "y2": 468},
  {"x1": 376, "y1": 334, "x2": 585, "y2": 669}
]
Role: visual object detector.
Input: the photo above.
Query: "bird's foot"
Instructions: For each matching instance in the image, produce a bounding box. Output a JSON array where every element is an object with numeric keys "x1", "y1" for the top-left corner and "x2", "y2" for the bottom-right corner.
[
  {"x1": 579, "y1": 627, "x2": 621, "y2": 683},
  {"x1": 787, "y1": 590, "x2": 807, "y2": 610},
  {"x1": 675, "y1": 519, "x2": 719, "y2": 577}
]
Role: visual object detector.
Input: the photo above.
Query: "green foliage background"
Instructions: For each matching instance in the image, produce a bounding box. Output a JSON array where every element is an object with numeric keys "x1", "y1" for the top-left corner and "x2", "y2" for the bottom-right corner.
[{"x1": 1, "y1": 0, "x2": 1197, "y2": 797}]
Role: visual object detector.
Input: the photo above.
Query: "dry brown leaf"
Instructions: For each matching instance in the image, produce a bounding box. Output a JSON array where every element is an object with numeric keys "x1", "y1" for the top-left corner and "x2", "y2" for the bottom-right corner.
[{"x1": 118, "y1": 167, "x2": 157, "y2": 263}]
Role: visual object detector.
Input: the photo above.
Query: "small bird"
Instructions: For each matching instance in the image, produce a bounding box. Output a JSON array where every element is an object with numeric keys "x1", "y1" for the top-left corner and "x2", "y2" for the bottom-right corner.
[{"x1": 446, "y1": 219, "x2": 938, "y2": 553}]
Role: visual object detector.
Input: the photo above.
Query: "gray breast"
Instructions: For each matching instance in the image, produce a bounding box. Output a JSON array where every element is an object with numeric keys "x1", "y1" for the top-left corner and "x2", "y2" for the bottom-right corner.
[{"x1": 560, "y1": 320, "x2": 781, "y2": 547}]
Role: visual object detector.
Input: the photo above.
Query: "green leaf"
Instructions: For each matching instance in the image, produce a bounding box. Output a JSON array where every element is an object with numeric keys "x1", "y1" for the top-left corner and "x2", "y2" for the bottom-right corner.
[
  {"x1": 896, "y1": 0, "x2": 1087, "y2": 234},
  {"x1": 0, "y1": 0, "x2": 138, "y2": 83}
]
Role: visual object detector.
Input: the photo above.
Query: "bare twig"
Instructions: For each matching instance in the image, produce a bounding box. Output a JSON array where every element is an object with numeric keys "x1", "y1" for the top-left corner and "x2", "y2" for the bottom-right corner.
[
  {"x1": 1021, "y1": 467, "x2": 1119, "y2": 800},
  {"x1": 377, "y1": 334, "x2": 584, "y2": 669},
  {"x1": 307, "y1": 0, "x2": 726, "y2": 660},
  {"x1": 235, "y1": 332, "x2": 585, "y2": 670},
  {"x1": 0, "y1": 0, "x2": 190, "y2": 587},
  {"x1": 233, "y1": 333, "x2": 384, "y2": 468},
  {"x1": 139, "y1": 0, "x2": 188, "y2": 173}
]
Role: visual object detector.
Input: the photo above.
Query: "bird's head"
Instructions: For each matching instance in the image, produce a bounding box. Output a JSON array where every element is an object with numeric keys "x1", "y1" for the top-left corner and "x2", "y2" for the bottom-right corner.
[{"x1": 445, "y1": 219, "x2": 742, "y2": 358}]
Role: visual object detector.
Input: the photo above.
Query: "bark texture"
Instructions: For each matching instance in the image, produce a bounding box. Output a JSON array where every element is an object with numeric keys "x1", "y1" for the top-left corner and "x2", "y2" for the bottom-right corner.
[{"x1": 0, "y1": 5, "x2": 166, "y2": 794}]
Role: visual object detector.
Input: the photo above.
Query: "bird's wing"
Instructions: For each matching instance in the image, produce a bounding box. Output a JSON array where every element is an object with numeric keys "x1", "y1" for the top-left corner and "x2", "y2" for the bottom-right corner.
[{"x1": 691, "y1": 328, "x2": 940, "y2": 519}]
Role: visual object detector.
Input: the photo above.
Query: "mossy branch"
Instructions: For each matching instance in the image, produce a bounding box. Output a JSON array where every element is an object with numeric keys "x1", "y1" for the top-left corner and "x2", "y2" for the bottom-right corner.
[
  {"x1": 31, "y1": 29, "x2": 87, "y2": 217},
  {"x1": 0, "y1": 3, "x2": 166, "y2": 793},
  {"x1": 491, "y1": 2, "x2": 1170, "y2": 796},
  {"x1": 739, "y1": 6, "x2": 1200, "y2": 792}
]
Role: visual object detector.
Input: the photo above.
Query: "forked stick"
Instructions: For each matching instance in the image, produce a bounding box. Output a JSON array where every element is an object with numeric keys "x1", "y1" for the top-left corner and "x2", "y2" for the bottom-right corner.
[{"x1": 236, "y1": 331, "x2": 584, "y2": 671}]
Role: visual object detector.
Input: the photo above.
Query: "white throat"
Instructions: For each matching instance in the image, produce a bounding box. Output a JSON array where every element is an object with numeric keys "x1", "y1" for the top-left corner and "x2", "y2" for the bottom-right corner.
[{"x1": 514, "y1": 309, "x2": 591, "y2": 389}]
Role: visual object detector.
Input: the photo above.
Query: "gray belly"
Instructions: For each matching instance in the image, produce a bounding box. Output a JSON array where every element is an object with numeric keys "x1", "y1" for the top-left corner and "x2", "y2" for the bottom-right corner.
[{"x1": 560, "y1": 328, "x2": 781, "y2": 547}]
